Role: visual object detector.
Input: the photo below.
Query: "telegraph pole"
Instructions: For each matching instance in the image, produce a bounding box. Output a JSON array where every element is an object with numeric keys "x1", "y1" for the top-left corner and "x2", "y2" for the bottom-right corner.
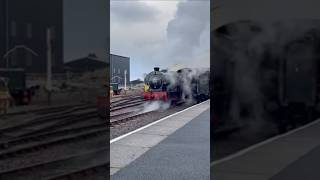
[{"x1": 46, "y1": 28, "x2": 52, "y2": 105}]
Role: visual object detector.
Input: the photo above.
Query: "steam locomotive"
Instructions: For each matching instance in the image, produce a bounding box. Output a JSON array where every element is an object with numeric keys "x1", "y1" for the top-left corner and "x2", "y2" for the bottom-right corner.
[
  {"x1": 143, "y1": 67, "x2": 210, "y2": 103},
  {"x1": 212, "y1": 20, "x2": 320, "y2": 134}
]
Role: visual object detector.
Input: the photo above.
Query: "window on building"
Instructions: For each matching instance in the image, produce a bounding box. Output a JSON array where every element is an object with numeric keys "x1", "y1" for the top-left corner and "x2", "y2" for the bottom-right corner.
[
  {"x1": 118, "y1": 68, "x2": 120, "y2": 74},
  {"x1": 113, "y1": 68, "x2": 115, "y2": 73},
  {"x1": 26, "y1": 23, "x2": 32, "y2": 38},
  {"x1": 11, "y1": 21, "x2": 16, "y2": 37}
]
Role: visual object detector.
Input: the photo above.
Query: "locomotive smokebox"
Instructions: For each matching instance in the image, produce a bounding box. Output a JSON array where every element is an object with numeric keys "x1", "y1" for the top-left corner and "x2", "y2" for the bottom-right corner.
[{"x1": 154, "y1": 67, "x2": 160, "y2": 72}]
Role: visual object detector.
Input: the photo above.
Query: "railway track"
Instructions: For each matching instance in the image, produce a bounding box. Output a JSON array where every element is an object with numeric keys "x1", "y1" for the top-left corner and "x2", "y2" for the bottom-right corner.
[
  {"x1": 110, "y1": 101, "x2": 145, "y2": 112},
  {"x1": 110, "y1": 111, "x2": 137, "y2": 119},
  {"x1": 0, "y1": 102, "x2": 108, "y2": 179},
  {"x1": 0, "y1": 123, "x2": 107, "y2": 160},
  {"x1": 110, "y1": 111, "x2": 154, "y2": 126},
  {"x1": 111, "y1": 95, "x2": 142, "y2": 104},
  {"x1": 7, "y1": 103, "x2": 91, "y2": 116},
  {"x1": 34, "y1": 104, "x2": 96, "y2": 116},
  {"x1": 109, "y1": 98, "x2": 200, "y2": 127},
  {"x1": 111, "y1": 98, "x2": 144, "y2": 109},
  {"x1": 0, "y1": 110, "x2": 98, "y2": 139},
  {"x1": 0, "y1": 148, "x2": 108, "y2": 180},
  {"x1": 45, "y1": 163, "x2": 108, "y2": 180},
  {"x1": 0, "y1": 103, "x2": 106, "y2": 160}
]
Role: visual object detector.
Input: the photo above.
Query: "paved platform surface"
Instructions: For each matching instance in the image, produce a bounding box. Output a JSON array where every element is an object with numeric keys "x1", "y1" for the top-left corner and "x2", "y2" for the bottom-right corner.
[
  {"x1": 110, "y1": 101, "x2": 210, "y2": 179},
  {"x1": 212, "y1": 118, "x2": 320, "y2": 180}
]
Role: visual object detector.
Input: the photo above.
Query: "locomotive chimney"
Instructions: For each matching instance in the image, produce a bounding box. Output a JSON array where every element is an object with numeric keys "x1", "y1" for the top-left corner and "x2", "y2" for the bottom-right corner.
[{"x1": 154, "y1": 67, "x2": 160, "y2": 72}]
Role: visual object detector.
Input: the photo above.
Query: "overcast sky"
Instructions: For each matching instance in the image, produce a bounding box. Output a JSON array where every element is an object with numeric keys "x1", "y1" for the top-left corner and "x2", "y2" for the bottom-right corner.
[{"x1": 110, "y1": 0, "x2": 210, "y2": 80}]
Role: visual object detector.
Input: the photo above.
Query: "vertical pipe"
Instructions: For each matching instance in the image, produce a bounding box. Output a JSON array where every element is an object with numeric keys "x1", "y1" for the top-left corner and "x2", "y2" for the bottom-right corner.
[
  {"x1": 5, "y1": 0, "x2": 9, "y2": 68},
  {"x1": 124, "y1": 69, "x2": 127, "y2": 90},
  {"x1": 47, "y1": 28, "x2": 52, "y2": 105}
]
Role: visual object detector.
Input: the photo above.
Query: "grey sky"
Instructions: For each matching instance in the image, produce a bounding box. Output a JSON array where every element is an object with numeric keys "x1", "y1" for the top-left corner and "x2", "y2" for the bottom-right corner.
[
  {"x1": 110, "y1": 0, "x2": 210, "y2": 80},
  {"x1": 63, "y1": 0, "x2": 107, "y2": 62}
]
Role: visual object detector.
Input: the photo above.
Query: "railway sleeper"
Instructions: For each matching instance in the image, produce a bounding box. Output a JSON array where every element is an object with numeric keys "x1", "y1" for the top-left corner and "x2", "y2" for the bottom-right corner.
[{"x1": 0, "y1": 129, "x2": 107, "y2": 160}]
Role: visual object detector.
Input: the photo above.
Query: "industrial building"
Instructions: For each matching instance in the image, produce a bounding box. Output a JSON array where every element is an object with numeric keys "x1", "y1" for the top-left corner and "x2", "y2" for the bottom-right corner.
[
  {"x1": 0, "y1": 0, "x2": 107, "y2": 75},
  {"x1": 110, "y1": 54, "x2": 130, "y2": 86},
  {"x1": 64, "y1": 53, "x2": 107, "y2": 74}
]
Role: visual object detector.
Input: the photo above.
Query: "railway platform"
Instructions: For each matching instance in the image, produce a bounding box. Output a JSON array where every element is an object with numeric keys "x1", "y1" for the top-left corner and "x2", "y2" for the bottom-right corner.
[
  {"x1": 110, "y1": 100, "x2": 210, "y2": 180},
  {"x1": 212, "y1": 117, "x2": 320, "y2": 180}
]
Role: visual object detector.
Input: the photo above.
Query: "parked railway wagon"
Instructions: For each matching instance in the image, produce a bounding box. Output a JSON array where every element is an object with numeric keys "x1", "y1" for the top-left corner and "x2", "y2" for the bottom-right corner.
[
  {"x1": 212, "y1": 20, "x2": 320, "y2": 134},
  {"x1": 0, "y1": 68, "x2": 36, "y2": 105},
  {"x1": 191, "y1": 69, "x2": 210, "y2": 102},
  {"x1": 143, "y1": 67, "x2": 210, "y2": 103}
]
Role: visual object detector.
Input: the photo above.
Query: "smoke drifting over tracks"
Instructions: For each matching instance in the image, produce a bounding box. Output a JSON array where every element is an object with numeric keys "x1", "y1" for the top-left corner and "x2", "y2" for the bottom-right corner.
[
  {"x1": 110, "y1": 100, "x2": 199, "y2": 139},
  {"x1": 110, "y1": 95, "x2": 173, "y2": 127}
]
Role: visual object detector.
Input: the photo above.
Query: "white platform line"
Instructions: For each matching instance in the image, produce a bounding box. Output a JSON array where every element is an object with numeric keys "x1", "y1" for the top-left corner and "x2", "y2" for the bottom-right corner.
[
  {"x1": 110, "y1": 100, "x2": 210, "y2": 144},
  {"x1": 211, "y1": 117, "x2": 320, "y2": 166}
]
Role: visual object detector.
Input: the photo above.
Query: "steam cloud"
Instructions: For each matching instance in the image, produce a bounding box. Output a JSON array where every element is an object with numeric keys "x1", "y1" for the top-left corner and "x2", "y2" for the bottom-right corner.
[
  {"x1": 214, "y1": 20, "x2": 320, "y2": 132},
  {"x1": 140, "y1": 67, "x2": 209, "y2": 113},
  {"x1": 141, "y1": 101, "x2": 170, "y2": 113},
  {"x1": 110, "y1": 1, "x2": 209, "y2": 80}
]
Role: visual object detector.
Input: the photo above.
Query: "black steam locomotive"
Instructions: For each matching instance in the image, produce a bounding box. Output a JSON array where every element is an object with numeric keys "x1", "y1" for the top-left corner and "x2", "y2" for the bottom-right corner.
[
  {"x1": 143, "y1": 67, "x2": 210, "y2": 103},
  {"x1": 213, "y1": 20, "x2": 320, "y2": 134}
]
